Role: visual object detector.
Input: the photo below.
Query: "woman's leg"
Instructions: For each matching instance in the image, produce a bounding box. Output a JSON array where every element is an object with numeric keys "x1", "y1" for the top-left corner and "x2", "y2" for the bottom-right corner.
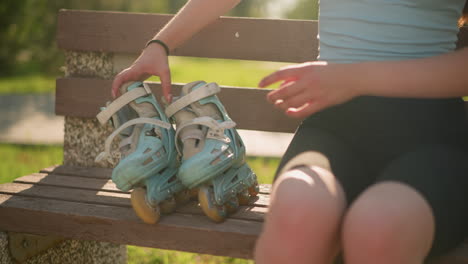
[
  {"x1": 254, "y1": 157, "x2": 346, "y2": 264},
  {"x1": 253, "y1": 123, "x2": 372, "y2": 264},
  {"x1": 342, "y1": 181, "x2": 435, "y2": 264},
  {"x1": 343, "y1": 145, "x2": 468, "y2": 264}
]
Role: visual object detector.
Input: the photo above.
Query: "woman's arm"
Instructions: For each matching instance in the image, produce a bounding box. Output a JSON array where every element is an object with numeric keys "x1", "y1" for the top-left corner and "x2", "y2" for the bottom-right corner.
[
  {"x1": 112, "y1": 0, "x2": 241, "y2": 100},
  {"x1": 259, "y1": 48, "x2": 468, "y2": 118},
  {"x1": 352, "y1": 48, "x2": 468, "y2": 98}
]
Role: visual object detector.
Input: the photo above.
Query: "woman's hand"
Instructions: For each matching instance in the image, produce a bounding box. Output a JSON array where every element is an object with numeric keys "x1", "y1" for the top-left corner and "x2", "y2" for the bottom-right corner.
[
  {"x1": 111, "y1": 43, "x2": 172, "y2": 102},
  {"x1": 258, "y1": 61, "x2": 360, "y2": 119}
]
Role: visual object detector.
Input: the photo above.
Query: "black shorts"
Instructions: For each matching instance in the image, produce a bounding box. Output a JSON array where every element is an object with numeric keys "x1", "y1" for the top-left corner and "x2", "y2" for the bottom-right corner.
[{"x1": 275, "y1": 96, "x2": 468, "y2": 257}]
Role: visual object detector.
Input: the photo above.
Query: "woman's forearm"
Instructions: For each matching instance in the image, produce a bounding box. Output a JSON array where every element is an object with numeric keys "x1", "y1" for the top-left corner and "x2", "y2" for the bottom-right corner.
[
  {"x1": 352, "y1": 48, "x2": 468, "y2": 98},
  {"x1": 154, "y1": 0, "x2": 241, "y2": 51}
]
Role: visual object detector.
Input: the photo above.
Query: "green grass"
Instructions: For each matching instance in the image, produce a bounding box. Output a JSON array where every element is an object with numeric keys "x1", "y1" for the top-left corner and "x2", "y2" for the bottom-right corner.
[
  {"x1": 127, "y1": 246, "x2": 254, "y2": 264},
  {"x1": 247, "y1": 156, "x2": 279, "y2": 184},
  {"x1": 0, "y1": 74, "x2": 56, "y2": 94},
  {"x1": 0, "y1": 143, "x2": 63, "y2": 184},
  {"x1": 160, "y1": 57, "x2": 287, "y2": 88}
]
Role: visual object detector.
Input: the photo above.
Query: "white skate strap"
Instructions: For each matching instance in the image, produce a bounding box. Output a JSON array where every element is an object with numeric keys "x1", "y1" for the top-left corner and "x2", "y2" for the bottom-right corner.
[
  {"x1": 96, "y1": 85, "x2": 152, "y2": 125},
  {"x1": 165, "y1": 83, "x2": 220, "y2": 118},
  {"x1": 180, "y1": 129, "x2": 204, "y2": 143},
  {"x1": 174, "y1": 116, "x2": 236, "y2": 156},
  {"x1": 95, "y1": 117, "x2": 171, "y2": 164}
]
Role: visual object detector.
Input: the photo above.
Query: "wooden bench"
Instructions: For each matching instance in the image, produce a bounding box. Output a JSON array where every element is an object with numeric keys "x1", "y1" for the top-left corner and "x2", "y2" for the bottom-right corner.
[{"x1": 0, "y1": 9, "x2": 467, "y2": 263}]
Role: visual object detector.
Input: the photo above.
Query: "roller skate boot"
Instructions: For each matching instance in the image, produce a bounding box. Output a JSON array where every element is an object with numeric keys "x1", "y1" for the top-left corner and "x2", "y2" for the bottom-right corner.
[
  {"x1": 165, "y1": 81, "x2": 259, "y2": 222},
  {"x1": 95, "y1": 82, "x2": 188, "y2": 224}
]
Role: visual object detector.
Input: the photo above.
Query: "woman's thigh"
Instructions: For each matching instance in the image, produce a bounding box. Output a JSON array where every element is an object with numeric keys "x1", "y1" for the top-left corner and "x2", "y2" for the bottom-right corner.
[
  {"x1": 375, "y1": 144, "x2": 468, "y2": 257},
  {"x1": 276, "y1": 123, "x2": 374, "y2": 203}
]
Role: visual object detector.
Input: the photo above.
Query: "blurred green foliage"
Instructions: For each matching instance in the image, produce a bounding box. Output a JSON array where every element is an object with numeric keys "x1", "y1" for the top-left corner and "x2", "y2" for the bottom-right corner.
[
  {"x1": 0, "y1": 0, "x2": 267, "y2": 77},
  {"x1": 0, "y1": 0, "x2": 174, "y2": 76},
  {"x1": 286, "y1": 0, "x2": 319, "y2": 20}
]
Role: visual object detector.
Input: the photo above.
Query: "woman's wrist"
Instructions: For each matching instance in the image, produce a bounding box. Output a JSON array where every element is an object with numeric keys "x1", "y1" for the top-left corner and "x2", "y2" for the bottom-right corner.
[
  {"x1": 145, "y1": 39, "x2": 170, "y2": 56},
  {"x1": 323, "y1": 62, "x2": 367, "y2": 98}
]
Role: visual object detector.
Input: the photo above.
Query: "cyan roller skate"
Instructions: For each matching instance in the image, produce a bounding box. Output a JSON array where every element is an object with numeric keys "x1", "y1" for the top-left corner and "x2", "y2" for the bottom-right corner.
[
  {"x1": 95, "y1": 82, "x2": 189, "y2": 224},
  {"x1": 165, "y1": 81, "x2": 259, "y2": 222}
]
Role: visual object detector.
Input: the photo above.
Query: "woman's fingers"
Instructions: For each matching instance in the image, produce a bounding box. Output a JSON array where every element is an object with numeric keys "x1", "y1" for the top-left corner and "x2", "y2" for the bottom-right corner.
[
  {"x1": 274, "y1": 93, "x2": 312, "y2": 110},
  {"x1": 111, "y1": 46, "x2": 171, "y2": 99},
  {"x1": 111, "y1": 69, "x2": 132, "y2": 98},
  {"x1": 159, "y1": 68, "x2": 173, "y2": 103},
  {"x1": 112, "y1": 68, "x2": 152, "y2": 98},
  {"x1": 267, "y1": 79, "x2": 307, "y2": 103},
  {"x1": 286, "y1": 101, "x2": 324, "y2": 119},
  {"x1": 258, "y1": 66, "x2": 301, "y2": 88}
]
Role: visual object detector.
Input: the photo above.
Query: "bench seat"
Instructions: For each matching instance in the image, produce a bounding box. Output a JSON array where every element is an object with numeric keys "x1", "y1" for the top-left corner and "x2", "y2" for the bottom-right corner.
[{"x1": 0, "y1": 165, "x2": 269, "y2": 259}]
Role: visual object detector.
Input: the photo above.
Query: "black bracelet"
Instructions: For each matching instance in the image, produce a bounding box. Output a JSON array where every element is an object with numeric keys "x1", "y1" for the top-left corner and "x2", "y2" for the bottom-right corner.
[{"x1": 145, "y1": 39, "x2": 170, "y2": 56}]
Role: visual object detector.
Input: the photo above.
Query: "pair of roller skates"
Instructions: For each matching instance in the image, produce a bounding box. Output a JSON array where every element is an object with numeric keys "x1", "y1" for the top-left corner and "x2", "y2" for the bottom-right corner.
[{"x1": 95, "y1": 81, "x2": 258, "y2": 223}]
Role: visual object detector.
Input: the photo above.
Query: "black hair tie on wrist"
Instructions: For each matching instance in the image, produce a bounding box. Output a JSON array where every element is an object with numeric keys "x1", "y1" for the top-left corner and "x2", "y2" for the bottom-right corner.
[{"x1": 146, "y1": 39, "x2": 170, "y2": 56}]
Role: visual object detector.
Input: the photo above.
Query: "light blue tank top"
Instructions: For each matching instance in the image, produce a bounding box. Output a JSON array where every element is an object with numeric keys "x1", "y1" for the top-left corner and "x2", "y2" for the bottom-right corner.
[{"x1": 318, "y1": 0, "x2": 465, "y2": 63}]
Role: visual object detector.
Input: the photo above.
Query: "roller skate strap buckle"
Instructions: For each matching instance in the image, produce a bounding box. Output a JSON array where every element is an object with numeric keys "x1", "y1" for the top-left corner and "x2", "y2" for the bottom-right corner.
[
  {"x1": 165, "y1": 83, "x2": 221, "y2": 118},
  {"x1": 174, "y1": 116, "x2": 236, "y2": 155},
  {"x1": 96, "y1": 85, "x2": 153, "y2": 125}
]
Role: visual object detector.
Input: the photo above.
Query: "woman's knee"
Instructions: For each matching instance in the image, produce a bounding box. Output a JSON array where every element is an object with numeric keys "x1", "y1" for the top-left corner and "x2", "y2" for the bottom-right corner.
[
  {"x1": 342, "y1": 181, "x2": 435, "y2": 263},
  {"x1": 267, "y1": 166, "x2": 346, "y2": 240},
  {"x1": 255, "y1": 166, "x2": 346, "y2": 263}
]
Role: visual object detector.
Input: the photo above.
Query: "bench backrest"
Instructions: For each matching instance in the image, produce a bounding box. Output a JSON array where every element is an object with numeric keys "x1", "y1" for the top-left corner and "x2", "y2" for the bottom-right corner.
[{"x1": 56, "y1": 10, "x2": 468, "y2": 135}]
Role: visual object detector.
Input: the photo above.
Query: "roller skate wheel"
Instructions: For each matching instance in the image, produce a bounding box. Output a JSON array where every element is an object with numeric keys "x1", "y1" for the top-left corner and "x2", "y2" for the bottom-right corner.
[
  {"x1": 198, "y1": 186, "x2": 227, "y2": 223},
  {"x1": 174, "y1": 190, "x2": 192, "y2": 204},
  {"x1": 237, "y1": 189, "x2": 251, "y2": 206},
  {"x1": 131, "y1": 187, "x2": 160, "y2": 224},
  {"x1": 248, "y1": 181, "x2": 260, "y2": 197},
  {"x1": 160, "y1": 196, "x2": 177, "y2": 214},
  {"x1": 225, "y1": 196, "x2": 240, "y2": 214}
]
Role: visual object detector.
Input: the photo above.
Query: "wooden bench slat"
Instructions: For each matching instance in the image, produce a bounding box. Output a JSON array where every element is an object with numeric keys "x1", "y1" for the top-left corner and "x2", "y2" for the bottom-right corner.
[
  {"x1": 40, "y1": 165, "x2": 112, "y2": 179},
  {"x1": 177, "y1": 202, "x2": 267, "y2": 222},
  {"x1": 39, "y1": 165, "x2": 272, "y2": 194},
  {"x1": 0, "y1": 182, "x2": 130, "y2": 207},
  {"x1": 0, "y1": 193, "x2": 260, "y2": 258},
  {"x1": 55, "y1": 77, "x2": 301, "y2": 133},
  {"x1": 56, "y1": 77, "x2": 468, "y2": 130},
  {"x1": 57, "y1": 10, "x2": 318, "y2": 63},
  {"x1": 0, "y1": 182, "x2": 266, "y2": 222},
  {"x1": 15, "y1": 173, "x2": 123, "y2": 193},
  {"x1": 14, "y1": 173, "x2": 270, "y2": 208}
]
